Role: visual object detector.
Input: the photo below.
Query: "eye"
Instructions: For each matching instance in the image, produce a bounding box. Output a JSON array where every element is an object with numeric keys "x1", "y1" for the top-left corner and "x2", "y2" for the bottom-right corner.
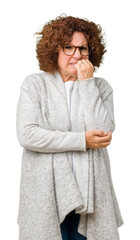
[
  {"x1": 65, "y1": 45, "x2": 72, "y2": 49},
  {"x1": 80, "y1": 46, "x2": 88, "y2": 50}
]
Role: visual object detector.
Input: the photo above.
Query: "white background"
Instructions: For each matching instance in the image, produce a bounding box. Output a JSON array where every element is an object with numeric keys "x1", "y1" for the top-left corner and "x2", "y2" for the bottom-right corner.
[{"x1": 0, "y1": 0, "x2": 140, "y2": 239}]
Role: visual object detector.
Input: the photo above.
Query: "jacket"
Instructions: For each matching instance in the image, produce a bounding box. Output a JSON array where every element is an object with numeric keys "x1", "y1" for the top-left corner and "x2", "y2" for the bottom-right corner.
[{"x1": 16, "y1": 71, "x2": 124, "y2": 240}]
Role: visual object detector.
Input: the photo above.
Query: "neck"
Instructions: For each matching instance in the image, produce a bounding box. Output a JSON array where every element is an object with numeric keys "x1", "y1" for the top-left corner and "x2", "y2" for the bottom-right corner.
[
  {"x1": 58, "y1": 69, "x2": 77, "y2": 82},
  {"x1": 63, "y1": 75, "x2": 77, "y2": 82}
]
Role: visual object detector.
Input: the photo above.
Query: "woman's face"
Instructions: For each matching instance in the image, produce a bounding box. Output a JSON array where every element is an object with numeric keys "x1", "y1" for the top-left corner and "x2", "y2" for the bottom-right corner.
[{"x1": 57, "y1": 32, "x2": 89, "y2": 79}]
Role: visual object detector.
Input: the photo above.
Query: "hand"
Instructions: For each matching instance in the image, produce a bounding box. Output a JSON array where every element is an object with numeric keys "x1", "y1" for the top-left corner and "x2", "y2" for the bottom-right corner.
[
  {"x1": 75, "y1": 59, "x2": 94, "y2": 81},
  {"x1": 85, "y1": 130, "x2": 112, "y2": 149}
]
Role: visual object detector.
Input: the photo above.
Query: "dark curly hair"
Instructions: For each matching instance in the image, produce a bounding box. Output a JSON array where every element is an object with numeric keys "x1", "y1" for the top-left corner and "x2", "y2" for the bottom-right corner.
[{"x1": 34, "y1": 14, "x2": 107, "y2": 73}]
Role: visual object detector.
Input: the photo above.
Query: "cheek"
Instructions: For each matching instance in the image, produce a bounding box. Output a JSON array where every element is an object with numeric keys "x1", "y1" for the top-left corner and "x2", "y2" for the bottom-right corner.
[
  {"x1": 83, "y1": 56, "x2": 89, "y2": 60},
  {"x1": 58, "y1": 52, "x2": 70, "y2": 69}
]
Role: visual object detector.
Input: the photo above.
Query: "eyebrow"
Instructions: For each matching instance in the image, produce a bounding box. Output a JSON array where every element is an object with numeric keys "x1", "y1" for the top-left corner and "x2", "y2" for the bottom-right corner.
[{"x1": 67, "y1": 43, "x2": 88, "y2": 46}]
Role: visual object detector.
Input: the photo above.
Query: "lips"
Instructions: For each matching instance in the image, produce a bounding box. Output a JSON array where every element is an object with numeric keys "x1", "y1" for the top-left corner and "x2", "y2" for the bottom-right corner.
[{"x1": 69, "y1": 62, "x2": 78, "y2": 66}]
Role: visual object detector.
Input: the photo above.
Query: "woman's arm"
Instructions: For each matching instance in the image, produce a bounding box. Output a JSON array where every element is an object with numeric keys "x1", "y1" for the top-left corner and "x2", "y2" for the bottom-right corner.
[
  {"x1": 78, "y1": 77, "x2": 115, "y2": 133},
  {"x1": 75, "y1": 59, "x2": 115, "y2": 133},
  {"x1": 16, "y1": 87, "x2": 86, "y2": 153}
]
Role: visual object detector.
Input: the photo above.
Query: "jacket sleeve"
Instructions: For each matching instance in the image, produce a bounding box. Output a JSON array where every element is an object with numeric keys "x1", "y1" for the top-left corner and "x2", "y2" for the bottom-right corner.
[
  {"x1": 16, "y1": 86, "x2": 86, "y2": 153},
  {"x1": 78, "y1": 77, "x2": 115, "y2": 133}
]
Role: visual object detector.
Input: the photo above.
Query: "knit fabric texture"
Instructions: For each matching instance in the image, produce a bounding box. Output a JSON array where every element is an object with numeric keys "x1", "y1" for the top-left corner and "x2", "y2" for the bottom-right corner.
[{"x1": 16, "y1": 71, "x2": 124, "y2": 240}]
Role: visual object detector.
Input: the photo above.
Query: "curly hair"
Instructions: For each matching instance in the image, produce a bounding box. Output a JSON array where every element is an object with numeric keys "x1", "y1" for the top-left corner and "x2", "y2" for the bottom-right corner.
[{"x1": 34, "y1": 14, "x2": 107, "y2": 73}]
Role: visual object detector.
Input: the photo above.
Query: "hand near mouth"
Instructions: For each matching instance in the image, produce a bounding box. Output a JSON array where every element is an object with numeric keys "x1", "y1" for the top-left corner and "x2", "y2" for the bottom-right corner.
[{"x1": 75, "y1": 59, "x2": 94, "y2": 81}]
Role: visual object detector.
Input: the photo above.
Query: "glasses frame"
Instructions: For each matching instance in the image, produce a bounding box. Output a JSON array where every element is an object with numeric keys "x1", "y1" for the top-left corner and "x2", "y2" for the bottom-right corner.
[{"x1": 62, "y1": 44, "x2": 91, "y2": 56}]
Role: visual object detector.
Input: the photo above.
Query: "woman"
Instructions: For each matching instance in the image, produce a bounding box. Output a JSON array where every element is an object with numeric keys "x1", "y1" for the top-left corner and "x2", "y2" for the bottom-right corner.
[{"x1": 16, "y1": 15, "x2": 124, "y2": 240}]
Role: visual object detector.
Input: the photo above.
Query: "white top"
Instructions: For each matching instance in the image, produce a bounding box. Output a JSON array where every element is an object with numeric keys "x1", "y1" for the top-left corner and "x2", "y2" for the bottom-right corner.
[{"x1": 64, "y1": 80, "x2": 76, "y2": 178}]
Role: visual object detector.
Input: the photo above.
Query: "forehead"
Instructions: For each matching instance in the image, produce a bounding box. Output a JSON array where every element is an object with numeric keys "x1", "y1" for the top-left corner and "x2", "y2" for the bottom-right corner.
[{"x1": 70, "y1": 32, "x2": 88, "y2": 45}]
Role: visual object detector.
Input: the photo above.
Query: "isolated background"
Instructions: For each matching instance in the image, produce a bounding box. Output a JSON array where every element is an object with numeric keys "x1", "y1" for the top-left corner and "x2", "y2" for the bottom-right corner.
[{"x1": 0, "y1": 0, "x2": 140, "y2": 239}]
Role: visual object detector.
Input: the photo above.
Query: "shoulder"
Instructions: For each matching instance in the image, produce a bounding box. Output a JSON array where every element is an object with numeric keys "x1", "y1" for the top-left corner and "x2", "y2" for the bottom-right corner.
[
  {"x1": 20, "y1": 72, "x2": 52, "y2": 103},
  {"x1": 94, "y1": 77, "x2": 114, "y2": 100},
  {"x1": 94, "y1": 77, "x2": 113, "y2": 92},
  {"x1": 20, "y1": 72, "x2": 50, "y2": 90}
]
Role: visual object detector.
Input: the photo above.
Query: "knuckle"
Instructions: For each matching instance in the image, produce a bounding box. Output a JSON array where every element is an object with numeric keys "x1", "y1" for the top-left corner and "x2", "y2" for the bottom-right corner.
[
  {"x1": 92, "y1": 144, "x2": 96, "y2": 149},
  {"x1": 96, "y1": 138, "x2": 100, "y2": 143},
  {"x1": 94, "y1": 143, "x2": 98, "y2": 148}
]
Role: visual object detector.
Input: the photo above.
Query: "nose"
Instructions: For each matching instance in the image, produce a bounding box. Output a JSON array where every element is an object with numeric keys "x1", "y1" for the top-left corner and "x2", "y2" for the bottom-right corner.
[{"x1": 73, "y1": 47, "x2": 82, "y2": 59}]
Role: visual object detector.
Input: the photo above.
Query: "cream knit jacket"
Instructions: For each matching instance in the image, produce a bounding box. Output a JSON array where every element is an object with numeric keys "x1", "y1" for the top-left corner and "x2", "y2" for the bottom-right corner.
[{"x1": 16, "y1": 71, "x2": 124, "y2": 240}]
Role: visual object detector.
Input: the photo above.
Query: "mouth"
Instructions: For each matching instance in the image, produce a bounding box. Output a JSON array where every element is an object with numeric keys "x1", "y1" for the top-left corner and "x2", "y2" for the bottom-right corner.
[{"x1": 69, "y1": 62, "x2": 78, "y2": 66}]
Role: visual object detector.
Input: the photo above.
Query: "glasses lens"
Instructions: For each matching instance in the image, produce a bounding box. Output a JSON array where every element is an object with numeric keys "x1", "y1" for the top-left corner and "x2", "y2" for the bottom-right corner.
[
  {"x1": 63, "y1": 44, "x2": 90, "y2": 56},
  {"x1": 63, "y1": 45, "x2": 75, "y2": 56},
  {"x1": 80, "y1": 45, "x2": 89, "y2": 56}
]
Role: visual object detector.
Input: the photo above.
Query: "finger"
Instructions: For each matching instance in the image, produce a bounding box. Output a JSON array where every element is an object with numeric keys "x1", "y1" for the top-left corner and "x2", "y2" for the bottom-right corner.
[
  {"x1": 92, "y1": 130, "x2": 108, "y2": 136},
  {"x1": 82, "y1": 59, "x2": 93, "y2": 70},
  {"x1": 82, "y1": 59, "x2": 91, "y2": 65},
  {"x1": 92, "y1": 141, "x2": 110, "y2": 149},
  {"x1": 97, "y1": 135, "x2": 112, "y2": 143},
  {"x1": 78, "y1": 60, "x2": 86, "y2": 70},
  {"x1": 98, "y1": 141, "x2": 110, "y2": 148},
  {"x1": 78, "y1": 60, "x2": 84, "y2": 65},
  {"x1": 75, "y1": 61, "x2": 83, "y2": 70},
  {"x1": 85, "y1": 59, "x2": 92, "y2": 64},
  {"x1": 81, "y1": 59, "x2": 90, "y2": 66},
  {"x1": 84, "y1": 59, "x2": 94, "y2": 69},
  {"x1": 101, "y1": 142, "x2": 110, "y2": 148},
  {"x1": 82, "y1": 59, "x2": 94, "y2": 75},
  {"x1": 75, "y1": 62, "x2": 81, "y2": 71},
  {"x1": 108, "y1": 131, "x2": 112, "y2": 140}
]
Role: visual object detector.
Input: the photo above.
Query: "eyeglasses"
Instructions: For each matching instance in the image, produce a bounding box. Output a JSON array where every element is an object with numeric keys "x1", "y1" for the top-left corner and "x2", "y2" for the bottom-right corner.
[{"x1": 62, "y1": 44, "x2": 91, "y2": 56}]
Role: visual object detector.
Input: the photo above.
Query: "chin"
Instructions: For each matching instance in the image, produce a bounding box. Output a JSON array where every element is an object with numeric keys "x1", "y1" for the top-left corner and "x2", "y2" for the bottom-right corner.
[
  {"x1": 68, "y1": 68, "x2": 77, "y2": 77},
  {"x1": 72, "y1": 71, "x2": 77, "y2": 77}
]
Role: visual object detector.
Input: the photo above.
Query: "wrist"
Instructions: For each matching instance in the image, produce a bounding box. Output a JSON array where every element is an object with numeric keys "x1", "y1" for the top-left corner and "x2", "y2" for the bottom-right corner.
[{"x1": 78, "y1": 76, "x2": 94, "y2": 82}]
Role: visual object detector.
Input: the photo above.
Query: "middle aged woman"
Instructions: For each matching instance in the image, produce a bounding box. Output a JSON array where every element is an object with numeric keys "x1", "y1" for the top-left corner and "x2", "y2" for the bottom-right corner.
[{"x1": 16, "y1": 15, "x2": 124, "y2": 240}]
